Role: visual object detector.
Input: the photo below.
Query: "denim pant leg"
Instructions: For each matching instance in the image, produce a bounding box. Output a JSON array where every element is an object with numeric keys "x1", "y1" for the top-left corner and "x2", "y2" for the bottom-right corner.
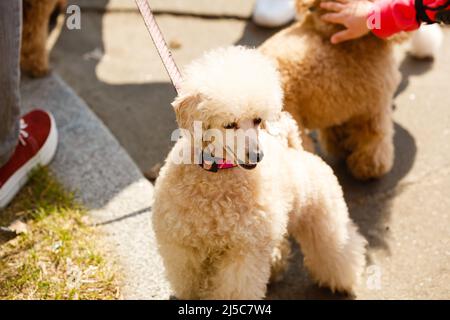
[{"x1": 0, "y1": 0, "x2": 22, "y2": 167}]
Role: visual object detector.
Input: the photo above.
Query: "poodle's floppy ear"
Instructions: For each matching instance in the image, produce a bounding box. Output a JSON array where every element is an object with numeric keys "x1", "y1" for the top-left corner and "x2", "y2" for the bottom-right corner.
[{"x1": 171, "y1": 93, "x2": 203, "y2": 130}]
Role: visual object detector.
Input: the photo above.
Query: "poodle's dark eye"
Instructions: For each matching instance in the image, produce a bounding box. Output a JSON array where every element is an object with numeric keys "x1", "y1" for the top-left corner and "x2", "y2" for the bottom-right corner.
[
  {"x1": 224, "y1": 122, "x2": 238, "y2": 129},
  {"x1": 253, "y1": 118, "x2": 262, "y2": 126}
]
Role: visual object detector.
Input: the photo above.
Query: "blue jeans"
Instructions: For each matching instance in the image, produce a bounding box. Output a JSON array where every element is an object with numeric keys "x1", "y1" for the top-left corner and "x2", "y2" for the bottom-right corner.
[{"x1": 0, "y1": 0, "x2": 22, "y2": 167}]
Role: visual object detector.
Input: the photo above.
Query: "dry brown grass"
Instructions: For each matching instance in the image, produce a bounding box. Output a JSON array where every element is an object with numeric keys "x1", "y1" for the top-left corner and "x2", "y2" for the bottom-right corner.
[{"x1": 0, "y1": 167, "x2": 119, "y2": 300}]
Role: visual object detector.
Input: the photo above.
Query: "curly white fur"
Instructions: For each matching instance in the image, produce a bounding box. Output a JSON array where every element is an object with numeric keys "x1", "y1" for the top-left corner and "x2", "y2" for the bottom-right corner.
[{"x1": 153, "y1": 47, "x2": 367, "y2": 299}]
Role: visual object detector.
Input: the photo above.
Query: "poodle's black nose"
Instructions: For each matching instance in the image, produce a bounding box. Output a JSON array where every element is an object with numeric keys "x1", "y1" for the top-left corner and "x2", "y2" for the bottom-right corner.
[{"x1": 248, "y1": 150, "x2": 264, "y2": 163}]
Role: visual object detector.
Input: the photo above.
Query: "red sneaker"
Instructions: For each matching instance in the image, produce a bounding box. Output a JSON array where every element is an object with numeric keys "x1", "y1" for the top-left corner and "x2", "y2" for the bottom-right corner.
[{"x1": 0, "y1": 109, "x2": 58, "y2": 209}]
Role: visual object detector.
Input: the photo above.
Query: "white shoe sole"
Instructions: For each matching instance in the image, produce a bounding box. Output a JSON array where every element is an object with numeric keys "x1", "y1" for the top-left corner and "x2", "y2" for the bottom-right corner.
[{"x1": 0, "y1": 113, "x2": 58, "y2": 209}]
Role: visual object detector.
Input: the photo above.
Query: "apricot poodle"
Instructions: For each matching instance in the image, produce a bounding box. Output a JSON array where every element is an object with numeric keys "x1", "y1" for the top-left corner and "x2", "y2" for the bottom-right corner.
[{"x1": 260, "y1": 0, "x2": 402, "y2": 180}]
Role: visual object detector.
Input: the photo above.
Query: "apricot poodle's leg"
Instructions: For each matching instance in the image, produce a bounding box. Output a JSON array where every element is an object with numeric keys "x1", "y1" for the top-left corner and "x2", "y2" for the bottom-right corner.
[
  {"x1": 318, "y1": 125, "x2": 349, "y2": 159},
  {"x1": 289, "y1": 165, "x2": 367, "y2": 293},
  {"x1": 203, "y1": 247, "x2": 272, "y2": 300},
  {"x1": 158, "y1": 243, "x2": 203, "y2": 300},
  {"x1": 21, "y1": 1, "x2": 56, "y2": 77},
  {"x1": 345, "y1": 110, "x2": 394, "y2": 180}
]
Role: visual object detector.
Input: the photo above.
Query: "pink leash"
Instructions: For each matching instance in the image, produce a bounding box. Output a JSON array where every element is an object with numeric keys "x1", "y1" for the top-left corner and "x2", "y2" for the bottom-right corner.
[
  {"x1": 135, "y1": 0, "x2": 237, "y2": 172},
  {"x1": 135, "y1": 0, "x2": 183, "y2": 94}
]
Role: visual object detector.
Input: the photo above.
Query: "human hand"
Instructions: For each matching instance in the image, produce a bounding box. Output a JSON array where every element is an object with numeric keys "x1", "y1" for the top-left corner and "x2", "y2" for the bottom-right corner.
[{"x1": 320, "y1": 0, "x2": 374, "y2": 44}]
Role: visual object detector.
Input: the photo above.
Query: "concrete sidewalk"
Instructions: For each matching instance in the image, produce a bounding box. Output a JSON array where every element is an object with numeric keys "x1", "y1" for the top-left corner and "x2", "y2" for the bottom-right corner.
[
  {"x1": 21, "y1": 74, "x2": 170, "y2": 299},
  {"x1": 48, "y1": 1, "x2": 450, "y2": 299}
]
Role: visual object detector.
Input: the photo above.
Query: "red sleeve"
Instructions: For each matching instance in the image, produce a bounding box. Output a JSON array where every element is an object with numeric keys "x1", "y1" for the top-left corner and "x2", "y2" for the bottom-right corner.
[{"x1": 369, "y1": 0, "x2": 420, "y2": 38}]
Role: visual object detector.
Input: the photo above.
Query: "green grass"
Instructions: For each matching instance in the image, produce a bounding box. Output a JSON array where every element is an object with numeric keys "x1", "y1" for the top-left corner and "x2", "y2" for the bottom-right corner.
[{"x1": 0, "y1": 167, "x2": 119, "y2": 300}]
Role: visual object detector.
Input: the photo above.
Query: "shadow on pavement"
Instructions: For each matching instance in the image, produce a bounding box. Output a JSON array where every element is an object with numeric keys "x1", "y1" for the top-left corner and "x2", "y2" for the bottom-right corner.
[
  {"x1": 93, "y1": 206, "x2": 152, "y2": 226},
  {"x1": 395, "y1": 55, "x2": 434, "y2": 97},
  {"x1": 334, "y1": 124, "x2": 417, "y2": 251},
  {"x1": 235, "y1": 21, "x2": 282, "y2": 47},
  {"x1": 51, "y1": 0, "x2": 177, "y2": 177}
]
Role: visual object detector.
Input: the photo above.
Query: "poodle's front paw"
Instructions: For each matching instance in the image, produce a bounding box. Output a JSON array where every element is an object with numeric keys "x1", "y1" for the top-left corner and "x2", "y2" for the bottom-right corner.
[{"x1": 346, "y1": 143, "x2": 394, "y2": 180}]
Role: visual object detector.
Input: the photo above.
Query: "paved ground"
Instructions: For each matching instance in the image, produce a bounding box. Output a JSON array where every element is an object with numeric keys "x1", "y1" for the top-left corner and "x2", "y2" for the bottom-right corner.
[
  {"x1": 21, "y1": 74, "x2": 170, "y2": 299},
  {"x1": 49, "y1": 0, "x2": 449, "y2": 299}
]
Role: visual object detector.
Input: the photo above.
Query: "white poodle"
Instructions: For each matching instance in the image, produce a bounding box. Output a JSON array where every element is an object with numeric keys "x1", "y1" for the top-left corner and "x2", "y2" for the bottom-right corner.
[{"x1": 152, "y1": 46, "x2": 367, "y2": 299}]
